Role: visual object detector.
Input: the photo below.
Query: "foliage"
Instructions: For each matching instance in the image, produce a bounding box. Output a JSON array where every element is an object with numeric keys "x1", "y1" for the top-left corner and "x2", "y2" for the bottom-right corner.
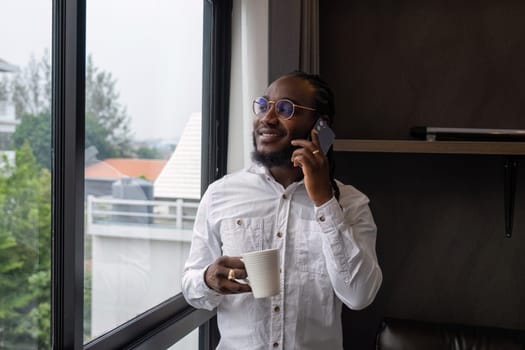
[
  {"x1": 0, "y1": 50, "x2": 162, "y2": 348},
  {"x1": 12, "y1": 113, "x2": 51, "y2": 170},
  {"x1": 83, "y1": 266, "x2": 92, "y2": 342},
  {"x1": 134, "y1": 146, "x2": 163, "y2": 159},
  {"x1": 7, "y1": 52, "x2": 137, "y2": 166},
  {"x1": 85, "y1": 55, "x2": 132, "y2": 159},
  {"x1": 6, "y1": 52, "x2": 162, "y2": 165},
  {"x1": 9, "y1": 52, "x2": 51, "y2": 118},
  {"x1": 0, "y1": 143, "x2": 51, "y2": 349}
]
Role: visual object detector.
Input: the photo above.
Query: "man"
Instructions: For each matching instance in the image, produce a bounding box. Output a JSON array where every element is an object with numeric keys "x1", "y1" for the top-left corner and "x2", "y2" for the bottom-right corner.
[{"x1": 182, "y1": 72, "x2": 382, "y2": 349}]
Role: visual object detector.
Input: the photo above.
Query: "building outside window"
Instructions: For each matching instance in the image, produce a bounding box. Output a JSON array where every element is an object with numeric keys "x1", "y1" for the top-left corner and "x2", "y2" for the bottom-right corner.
[{"x1": 0, "y1": 58, "x2": 19, "y2": 166}]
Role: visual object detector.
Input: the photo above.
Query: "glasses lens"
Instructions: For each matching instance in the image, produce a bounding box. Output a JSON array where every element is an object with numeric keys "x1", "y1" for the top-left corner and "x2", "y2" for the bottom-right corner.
[
  {"x1": 253, "y1": 97, "x2": 269, "y2": 116},
  {"x1": 275, "y1": 100, "x2": 294, "y2": 119}
]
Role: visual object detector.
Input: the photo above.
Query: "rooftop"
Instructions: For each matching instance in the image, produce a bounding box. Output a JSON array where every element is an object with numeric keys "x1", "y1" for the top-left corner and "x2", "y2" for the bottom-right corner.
[
  {"x1": 154, "y1": 112, "x2": 201, "y2": 200},
  {"x1": 85, "y1": 158, "x2": 167, "y2": 182}
]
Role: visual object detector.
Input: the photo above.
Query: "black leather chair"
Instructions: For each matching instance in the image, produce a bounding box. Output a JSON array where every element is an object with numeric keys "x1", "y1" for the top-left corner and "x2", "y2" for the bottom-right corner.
[{"x1": 376, "y1": 317, "x2": 525, "y2": 350}]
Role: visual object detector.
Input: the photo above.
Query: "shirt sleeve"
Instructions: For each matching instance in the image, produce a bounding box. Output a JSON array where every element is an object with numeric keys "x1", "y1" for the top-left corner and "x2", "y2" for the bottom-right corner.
[
  {"x1": 314, "y1": 190, "x2": 383, "y2": 310},
  {"x1": 181, "y1": 188, "x2": 224, "y2": 310}
]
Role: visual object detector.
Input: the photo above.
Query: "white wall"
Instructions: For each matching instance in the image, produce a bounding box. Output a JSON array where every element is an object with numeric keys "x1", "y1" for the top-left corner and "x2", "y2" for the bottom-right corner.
[{"x1": 227, "y1": 0, "x2": 269, "y2": 173}]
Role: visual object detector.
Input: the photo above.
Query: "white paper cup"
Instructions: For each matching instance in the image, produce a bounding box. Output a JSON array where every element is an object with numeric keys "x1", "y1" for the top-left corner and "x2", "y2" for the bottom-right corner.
[{"x1": 241, "y1": 248, "x2": 280, "y2": 298}]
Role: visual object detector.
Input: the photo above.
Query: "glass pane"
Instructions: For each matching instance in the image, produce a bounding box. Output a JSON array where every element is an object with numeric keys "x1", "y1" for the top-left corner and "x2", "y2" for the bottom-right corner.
[
  {"x1": 84, "y1": 0, "x2": 203, "y2": 341},
  {"x1": 0, "y1": 1, "x2": 52, "y2": 349}
]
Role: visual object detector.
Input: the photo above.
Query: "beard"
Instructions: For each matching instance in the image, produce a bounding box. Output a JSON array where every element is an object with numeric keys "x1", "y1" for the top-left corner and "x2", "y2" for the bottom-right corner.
[{"x1": 251, "y1": 133, "x2": 297, "y2": 168}]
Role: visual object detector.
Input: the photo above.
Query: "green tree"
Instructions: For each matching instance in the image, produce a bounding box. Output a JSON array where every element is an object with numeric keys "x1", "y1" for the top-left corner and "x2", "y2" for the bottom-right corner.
[
  {"x1": 8, "y1": 51, "x2": 134, "y2": 166},
  {"x1": 85, "y1": 113, "x2": 121, "y2": 159},
  {"x1": 85, "y1": 55, "x2": 132, "y2": 158},
  {"x1": 2, "y1": 50, "x2": 158, "y2": 349},
  {"x1": 0, "y1": 143, "x2": 51, "y2": 349},
  {"x1": 9, "y1": 52, "x2": 50, "y2": 118},
  {"x1": 12, "y1": 113, "x2": 51, "y2": 170},
  {"x1": 134, "y1": 146, "x2": 162, "y2": 159}
]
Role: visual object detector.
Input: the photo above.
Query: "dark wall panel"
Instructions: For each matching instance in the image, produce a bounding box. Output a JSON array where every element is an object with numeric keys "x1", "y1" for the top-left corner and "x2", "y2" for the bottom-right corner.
[
  {"x1": 320, "y1": 0, "x2": 525, "y2": 139},
  {"x1": 268, "y1": 0, "x2": 301, "y2": 82},
  {"x1": 318, "y1": 1, "x2": 525, "y2": 348},
  {"x1": 335, "y1": 152, "x2": 525, "y2": 349},
  {"x1": 319, "y1": 1, "x2": 525, "y2": 348}
]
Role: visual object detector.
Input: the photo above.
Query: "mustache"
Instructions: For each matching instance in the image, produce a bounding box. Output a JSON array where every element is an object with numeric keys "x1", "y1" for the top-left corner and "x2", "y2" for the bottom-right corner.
[
  {"x1": 251, "y1": 132, "x2": 301, "y2": 168},
  {"x1": 255, "y1": 126, "x2": 284, "y2": 135}
]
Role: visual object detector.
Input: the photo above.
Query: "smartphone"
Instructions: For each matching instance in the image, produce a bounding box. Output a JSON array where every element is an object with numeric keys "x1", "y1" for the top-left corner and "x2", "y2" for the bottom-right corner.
[{"x1": 312, "y1": 118, "x2": 335, "y2": 154}]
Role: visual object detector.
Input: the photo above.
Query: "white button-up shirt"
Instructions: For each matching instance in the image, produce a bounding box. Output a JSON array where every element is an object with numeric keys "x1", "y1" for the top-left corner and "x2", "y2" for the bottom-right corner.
[{"x1": 182, "y1": 163, "x2": 382, "y2": 350}]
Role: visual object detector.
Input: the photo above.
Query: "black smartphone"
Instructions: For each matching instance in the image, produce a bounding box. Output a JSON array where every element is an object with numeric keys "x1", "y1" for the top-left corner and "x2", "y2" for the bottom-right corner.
[{"x1": 312, "y1": 118, "x2": 335, "y2": 154}]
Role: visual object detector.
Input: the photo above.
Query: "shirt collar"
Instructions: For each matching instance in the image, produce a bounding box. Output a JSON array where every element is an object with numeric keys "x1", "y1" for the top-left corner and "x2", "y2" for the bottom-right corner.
[{"x1": 247, "y1": 162, "x2": 305, "y2": 186}]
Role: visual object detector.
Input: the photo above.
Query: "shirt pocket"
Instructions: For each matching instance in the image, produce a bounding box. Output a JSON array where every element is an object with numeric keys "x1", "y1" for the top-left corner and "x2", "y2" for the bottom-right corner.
[
  {"x1": 295, "y1": 219, "x2": 328, "y2": 275},
  {"x1": 220, "y1": 217, "x2": 263, "y2": 256}
]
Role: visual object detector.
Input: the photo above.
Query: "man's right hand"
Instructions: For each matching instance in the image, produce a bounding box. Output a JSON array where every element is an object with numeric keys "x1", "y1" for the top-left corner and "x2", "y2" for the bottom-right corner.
[{"x1": 204, "y1": 256, "x2": 252, "y2": 294}]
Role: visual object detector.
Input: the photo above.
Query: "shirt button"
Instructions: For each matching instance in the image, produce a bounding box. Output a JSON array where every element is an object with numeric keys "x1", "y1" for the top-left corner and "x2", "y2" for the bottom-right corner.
[
  {"x1": 273, "y1": 343, "x2": 279, "y2": 348},
  {"x1": 236, "y1": 219, "x2": 242, "y2": 225},
  {"x1": 282, "y1": 194, "x2": 287, "y2": 200},
  {"x1": 319, "y1": 215, "x2": 325, "y2": 222},
  {"x1": 276, "y1": 231, "x2": 283, "y2": 238},
  {"x1": 274, "y1": 306, "x2": 280, "y2": 312}
]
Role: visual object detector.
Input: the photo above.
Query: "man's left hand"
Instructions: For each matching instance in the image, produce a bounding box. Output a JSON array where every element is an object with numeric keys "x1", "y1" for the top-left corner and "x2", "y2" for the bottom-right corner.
[{"x1": 291, "y1": 129, "x2": 333, "y2": 206}]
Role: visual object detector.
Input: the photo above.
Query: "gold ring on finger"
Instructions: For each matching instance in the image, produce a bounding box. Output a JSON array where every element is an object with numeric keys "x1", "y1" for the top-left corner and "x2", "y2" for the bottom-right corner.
[
  {"x1": 228, "y1": 268, "x2": 235, "y2": 281},
  {"x1": 312, "y1": 149, "x2": 320, "y2": 155}
]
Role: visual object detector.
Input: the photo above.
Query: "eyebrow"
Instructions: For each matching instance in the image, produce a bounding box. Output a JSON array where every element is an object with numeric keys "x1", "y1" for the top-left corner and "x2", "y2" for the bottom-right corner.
[{"x1": 263, "y1": 95, "x2": 302, "y2": 104}]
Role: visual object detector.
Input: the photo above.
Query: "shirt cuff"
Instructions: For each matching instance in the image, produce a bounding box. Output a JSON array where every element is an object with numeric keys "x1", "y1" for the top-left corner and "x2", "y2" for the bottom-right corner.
[
  {"x1": 188, "y1": 265, "x2": 222, "y2": 309},
  {"x1": 314, "y1": 196, "x2": 344, "y2": 233},
  {"x1": 202, "y1": 265, "x2": 223, "y2": 295}
]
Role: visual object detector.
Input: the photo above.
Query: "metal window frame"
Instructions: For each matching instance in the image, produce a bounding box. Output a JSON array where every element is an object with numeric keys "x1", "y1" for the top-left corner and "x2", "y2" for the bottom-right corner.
[
  {"x1": 51, "y1": 0, "x2": 232, "y2": 349},
  {"x1": 198, "y1": 1, "x2": 234, "y2": 346},
  {"x1": 201, "y1": 0, "x2": 233, "y2": 190},
  {"x1": 52, "y1": 0, "x2": 86, "y2": 348},
  {"x1": 84, "y1": 295, "x2": 215, "y2": 350}
]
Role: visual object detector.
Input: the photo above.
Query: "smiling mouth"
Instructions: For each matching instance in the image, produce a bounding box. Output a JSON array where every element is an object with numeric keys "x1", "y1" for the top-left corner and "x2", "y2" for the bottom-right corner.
[
  {"x1": 258, "y1": 131, "x2": 283, "y2": 142},
  {"x1": 260, "y1": 132, "x2": 278, "y2": 137}
]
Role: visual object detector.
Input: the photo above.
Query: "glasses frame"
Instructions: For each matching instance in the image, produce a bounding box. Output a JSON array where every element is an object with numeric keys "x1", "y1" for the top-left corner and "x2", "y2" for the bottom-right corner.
[{"x1": 252, "y1": 96, "x2": 316, "y2": 120}]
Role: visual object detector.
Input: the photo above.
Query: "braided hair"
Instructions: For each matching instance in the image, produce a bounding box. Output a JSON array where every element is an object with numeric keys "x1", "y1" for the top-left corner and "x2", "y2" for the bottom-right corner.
[{"x1": 285, "y1": 71, "x2": 340, "y2": 201}]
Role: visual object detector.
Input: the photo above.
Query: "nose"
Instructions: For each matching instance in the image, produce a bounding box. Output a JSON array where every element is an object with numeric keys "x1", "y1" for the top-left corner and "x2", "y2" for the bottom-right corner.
[{"x1": 259, "y1": 102, "x2": 279, "y2": 124}]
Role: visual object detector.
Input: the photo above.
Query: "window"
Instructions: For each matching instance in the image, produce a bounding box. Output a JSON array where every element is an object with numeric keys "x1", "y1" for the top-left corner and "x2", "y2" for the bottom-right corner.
[
  {"x1": 0, "y1": 1, "x2": 52, "y2": 349},
  {"x1": 83, "y1": 1, "x2": 203, "y2": 343},
  {"x1": 52, "y1": 0, "x2": 232, "y2": 349}
]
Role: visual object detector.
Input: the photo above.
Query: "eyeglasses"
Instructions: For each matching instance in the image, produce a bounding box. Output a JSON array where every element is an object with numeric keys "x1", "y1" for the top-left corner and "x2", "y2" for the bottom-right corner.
[{"x1": 252, "y1": 96, "x2": 316, "y2": 120}]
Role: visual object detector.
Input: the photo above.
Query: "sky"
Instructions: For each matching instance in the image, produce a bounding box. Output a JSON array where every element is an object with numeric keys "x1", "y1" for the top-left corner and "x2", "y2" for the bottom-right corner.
[{"x1": 0, "y1": 0, "x2": 203, "y2": 142}]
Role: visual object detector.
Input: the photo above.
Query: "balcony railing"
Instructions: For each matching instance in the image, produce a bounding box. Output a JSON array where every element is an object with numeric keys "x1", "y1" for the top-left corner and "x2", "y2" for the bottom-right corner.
[{"x1": 86, "y1": 195, "x2": 198, "y2": 241}]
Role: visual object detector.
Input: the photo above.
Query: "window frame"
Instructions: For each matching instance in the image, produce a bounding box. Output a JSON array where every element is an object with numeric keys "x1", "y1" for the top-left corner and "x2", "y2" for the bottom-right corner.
[
  {"x1": 52, "y1": 0, "x2": 86, "y2": 347},
  {"x1": 84, "y1": 295, "x2": 215, "y2": 349},
  {"x1": 51, "y1": 0, "x2": 232, "y2": 348}
]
